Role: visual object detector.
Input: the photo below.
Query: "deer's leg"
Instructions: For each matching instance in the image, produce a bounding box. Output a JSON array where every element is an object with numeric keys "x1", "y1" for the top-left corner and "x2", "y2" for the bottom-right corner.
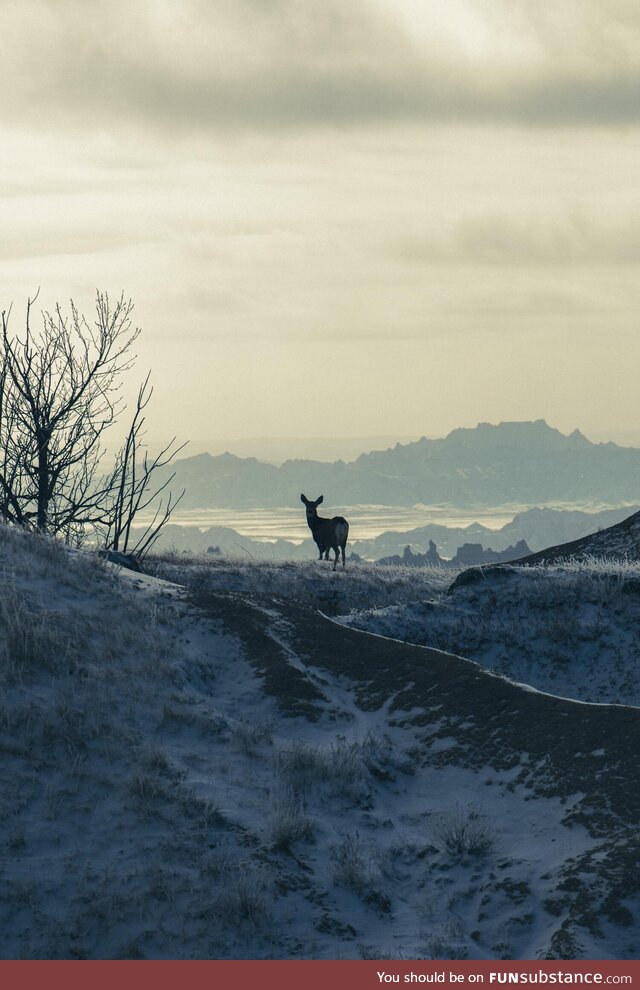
[
  {"x1": 333, "y1": 547, "x2": 339, "y2": 571},
  {"x1": 324, "y1": 549, "x2": 330, "y2": 560},
  {"x1": 342, "y1": 544, "x2": 346, "y2": 569}
]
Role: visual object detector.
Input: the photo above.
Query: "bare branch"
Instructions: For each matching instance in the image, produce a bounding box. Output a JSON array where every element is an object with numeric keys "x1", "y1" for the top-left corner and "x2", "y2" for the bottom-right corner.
[{"x1": 0, "y1": 290, "x2": 176, "y2": 541}]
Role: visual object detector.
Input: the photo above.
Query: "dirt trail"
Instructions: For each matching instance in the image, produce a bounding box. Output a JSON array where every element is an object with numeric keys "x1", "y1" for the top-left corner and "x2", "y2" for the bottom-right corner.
[{"x1": 190, "y1": 589, "x2": 640, "y2": 834}]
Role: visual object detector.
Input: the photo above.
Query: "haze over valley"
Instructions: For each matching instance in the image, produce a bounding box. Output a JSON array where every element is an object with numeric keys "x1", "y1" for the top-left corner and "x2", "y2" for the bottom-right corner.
[{"x1": 143, "y1": 420, "x2": 640, "y2": 564}]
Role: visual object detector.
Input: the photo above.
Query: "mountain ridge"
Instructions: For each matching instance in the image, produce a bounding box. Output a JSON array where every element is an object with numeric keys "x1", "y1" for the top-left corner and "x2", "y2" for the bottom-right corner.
[{"x1": 160, "y1": 420, "x2": 640, "y2": 509}]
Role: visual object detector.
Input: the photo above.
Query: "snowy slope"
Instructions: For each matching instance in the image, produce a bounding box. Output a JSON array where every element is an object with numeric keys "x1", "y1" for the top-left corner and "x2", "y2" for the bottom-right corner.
[
  {"x1": 339, "y1": 561, "x2": 640, "y2": 706},
  {"x1": 1, "y1": 526, "x2": 639, "y2": 960},
  {"x1": 510, "y1": 508, "x2": 640, "y2": 565}
]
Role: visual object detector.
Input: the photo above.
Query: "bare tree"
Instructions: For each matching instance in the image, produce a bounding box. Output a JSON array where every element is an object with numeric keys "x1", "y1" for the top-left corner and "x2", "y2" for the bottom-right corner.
[
  {"x1": 102, "y1": 372, "x2": 186, "y2": 560},
  {"x1": 0, "y1": 351, "x2": 27, "y2": 526},
  {"x1": 0, "y1": 291, "x2": 184, "y2": 553}
]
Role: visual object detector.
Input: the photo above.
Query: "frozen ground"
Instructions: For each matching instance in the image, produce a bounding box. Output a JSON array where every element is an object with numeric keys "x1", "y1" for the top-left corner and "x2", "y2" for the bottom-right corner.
[
  {"x1": 145, "y1": 551, "x2": 454, "y2": 615},
  {"x1": 1, "y1": 529, "x2": 639, "y2": 960},
  {"x1": 338, "y1": 560, "x2": 640, "y2": 706}
]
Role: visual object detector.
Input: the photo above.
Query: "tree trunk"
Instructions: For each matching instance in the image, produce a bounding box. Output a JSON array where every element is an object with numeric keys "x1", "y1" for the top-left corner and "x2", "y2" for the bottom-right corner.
[{"x1": 37, "y1": 438, "x2": 49, "y2": 531}]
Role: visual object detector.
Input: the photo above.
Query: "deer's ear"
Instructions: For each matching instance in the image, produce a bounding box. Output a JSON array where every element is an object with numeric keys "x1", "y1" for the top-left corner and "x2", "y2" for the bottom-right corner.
[
  {"x1": 316, "y1": 495, "x2": 324, "y2": 506},
  {"x1": 300, "y1": 494, "x2": 308, "y2": 504}
]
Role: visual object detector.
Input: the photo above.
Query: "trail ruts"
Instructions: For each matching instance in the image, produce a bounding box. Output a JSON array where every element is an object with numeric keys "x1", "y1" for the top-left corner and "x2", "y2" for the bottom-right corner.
[{"x1": 190, "y1": 589, "x2": 640, "y2": 835}]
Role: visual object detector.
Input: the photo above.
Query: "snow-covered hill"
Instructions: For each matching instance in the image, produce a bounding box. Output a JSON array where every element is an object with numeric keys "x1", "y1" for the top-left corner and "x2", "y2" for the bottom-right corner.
[
  {"x1": 339, "y1": 560, "x2": 640, "y2": 706},
  {"x1": 511, "y1": 508, "x2": 640, "y2": 566},
  {"x1": 1, "y1": 526, "x2": 639, "y2": 960}
]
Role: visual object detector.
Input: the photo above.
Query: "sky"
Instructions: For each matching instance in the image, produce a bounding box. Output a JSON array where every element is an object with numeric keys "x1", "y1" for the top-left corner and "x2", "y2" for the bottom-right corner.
[{"x1": 1, "y1": 0, "x2": 640, "y2": 456}]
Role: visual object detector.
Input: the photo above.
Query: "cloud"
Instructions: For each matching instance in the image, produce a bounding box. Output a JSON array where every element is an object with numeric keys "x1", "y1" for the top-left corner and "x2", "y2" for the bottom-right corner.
[
  {"x1": 392, "y1": 213, "x2": 640, "y2": 266},
  {"x1": 2, "y1": 0, "x2": 640, "y2": 135},
  {"x1": 495, "y1": 0, "x2": 640, "y2": 67}
]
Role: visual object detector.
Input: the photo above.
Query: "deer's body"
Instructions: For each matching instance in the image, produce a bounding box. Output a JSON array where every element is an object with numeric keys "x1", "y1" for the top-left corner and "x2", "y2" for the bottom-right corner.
[{"x1": 300, "y1": 494, "x2": 349, "y2": 571}]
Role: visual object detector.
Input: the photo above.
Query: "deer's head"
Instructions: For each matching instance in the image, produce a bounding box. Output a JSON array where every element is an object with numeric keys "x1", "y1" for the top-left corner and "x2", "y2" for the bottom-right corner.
[{"x1": 300, "y1": 493, "x2": 323, "y2": 521}]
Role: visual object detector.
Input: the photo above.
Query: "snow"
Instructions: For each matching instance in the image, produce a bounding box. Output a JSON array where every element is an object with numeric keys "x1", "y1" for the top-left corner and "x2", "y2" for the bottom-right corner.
[
  {"x1": 337, "y1": 563, "x2": 640, "y2": 707},
  {"x1": 0, "y1": 526, "x2": 638, "y2": 960}
]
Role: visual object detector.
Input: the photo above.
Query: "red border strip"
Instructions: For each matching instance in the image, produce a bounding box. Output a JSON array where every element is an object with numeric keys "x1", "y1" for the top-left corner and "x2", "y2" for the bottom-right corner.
[{"x1": 1, "y1": 960, "x2": 639, "y2": 990}]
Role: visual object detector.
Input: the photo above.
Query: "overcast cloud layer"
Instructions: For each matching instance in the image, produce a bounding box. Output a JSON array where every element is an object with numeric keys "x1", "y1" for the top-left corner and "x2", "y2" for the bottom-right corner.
[
  {"x1": 1, "y1": 1, "x2": 639, "y2": 450},
  {"x1": 3, "y1": 0, "x2": 640, "y2": 130}
]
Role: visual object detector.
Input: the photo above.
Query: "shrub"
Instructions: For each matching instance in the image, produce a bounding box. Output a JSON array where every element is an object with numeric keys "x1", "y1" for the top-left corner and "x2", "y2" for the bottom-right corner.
[
  {"x1": 276, "y1": 737, "x2": 371, "y2": 800},
  {"x1": 331, "y1": 833, "x2": 390, "y2": 911},
  {"x1": 215, "y1": 866, "x2": 271, "y2": 926},
  {"x1": 268, "y1": 788, "x2": 314, "y2": 850},
  {"x1": 430, "y1": 804, "x2": 497, "y2": 859},
  {"x1": 230, "y1": 717, "x2": 274, "y2": 754}
]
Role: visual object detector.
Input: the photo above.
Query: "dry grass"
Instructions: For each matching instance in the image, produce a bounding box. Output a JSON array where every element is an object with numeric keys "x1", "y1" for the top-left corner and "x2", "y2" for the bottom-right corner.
[
  {"x1": 340, "y1": 558, "x2": 640, "y2": 704},
  {"x1": 430, "y1": 803, "x2": 498, "y2": 860},
  {"x1": 144, "y1": 550, "x2": 455, "y2": 616},
  {"x1": 0, "y1": 523, "x2": 634, "y2": 961}
]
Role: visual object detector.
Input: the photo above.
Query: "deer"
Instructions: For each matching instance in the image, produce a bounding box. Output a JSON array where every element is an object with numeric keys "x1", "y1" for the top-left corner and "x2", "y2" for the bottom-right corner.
[{"x1": 300, "y1": 494, "x2": 349, "y2": 571}]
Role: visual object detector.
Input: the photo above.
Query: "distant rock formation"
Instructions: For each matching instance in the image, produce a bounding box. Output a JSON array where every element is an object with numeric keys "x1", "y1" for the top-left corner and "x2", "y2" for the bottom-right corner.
[
  {"x1": 424, "y1": 539, "x2": 441, "y2": 564},
  {"x1": 352, "y1": 505, "x2": 640, "y2": 561},
  {"x1": 450, "y1": 540, "x2": 531, "y2": 567},
  {"x1": 377, "y1": 538, "x2": 531, "y2": 568},
  {"x1": 448, "y1": 508, "x2": 640, "y2": 595},
  {"x1": 377, "y1": 540, "x2": 445, "y2": 568}
]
